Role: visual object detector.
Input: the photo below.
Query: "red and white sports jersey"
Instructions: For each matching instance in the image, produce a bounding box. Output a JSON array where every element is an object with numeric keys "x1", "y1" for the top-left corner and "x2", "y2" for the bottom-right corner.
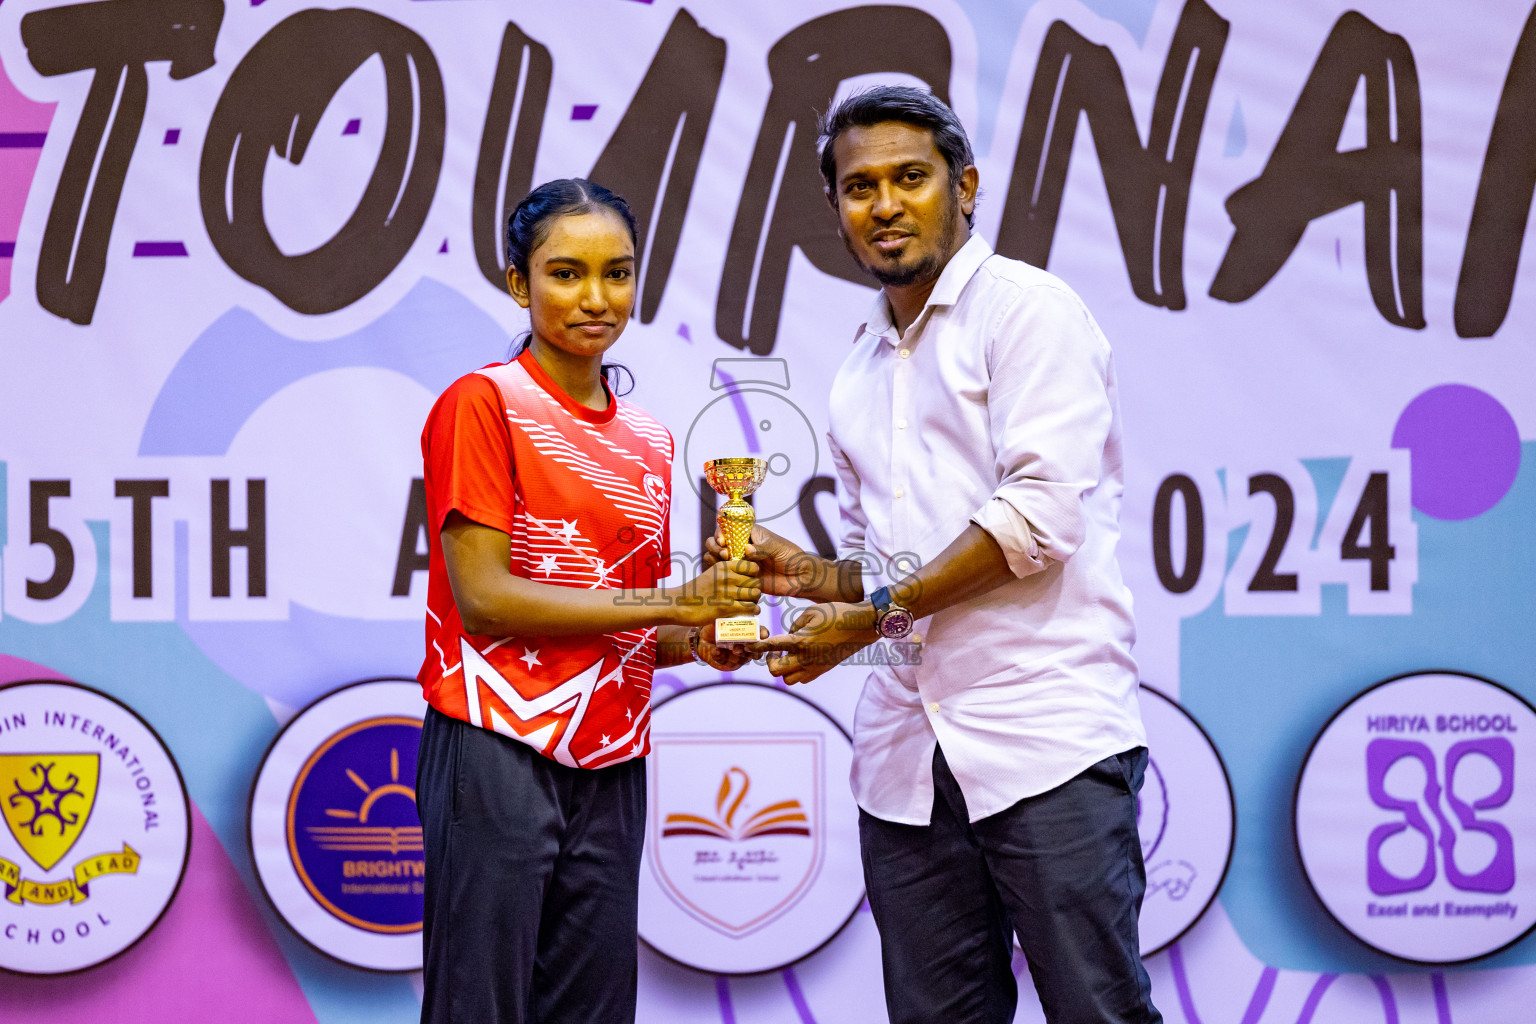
[{"x1": 417, "y1": 348, "x2": 674, "y2": 769}]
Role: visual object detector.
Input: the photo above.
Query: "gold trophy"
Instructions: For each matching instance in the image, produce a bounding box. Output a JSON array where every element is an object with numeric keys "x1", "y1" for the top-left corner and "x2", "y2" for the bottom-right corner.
[{"x1": 703, "y1": 457, "x2": 769, "y2": 644}]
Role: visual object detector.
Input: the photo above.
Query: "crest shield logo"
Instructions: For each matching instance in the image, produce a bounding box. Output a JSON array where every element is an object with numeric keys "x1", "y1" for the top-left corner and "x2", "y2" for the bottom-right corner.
[
  {"x1": 649, "y1": 732, "x2": 824, "y2": 937},
  {"x1": 1, "y1": 754, "x2": 100, "y2": 872},
  {"x1": 0, "y1": 682, "x2": 190, "y2": 975},
  {"x1": 639, "y1": 683, "x2": 863, "y2": 975}
]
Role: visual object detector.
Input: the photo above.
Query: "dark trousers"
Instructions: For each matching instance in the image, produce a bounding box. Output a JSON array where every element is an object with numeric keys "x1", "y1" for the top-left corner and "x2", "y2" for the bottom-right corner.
[
  {"x1": 859, "y1": 745, "x2": 1162, "y2": 1024},
  {"x1": 416, "y1": 707, "x2": 646, "y2": 1024}
]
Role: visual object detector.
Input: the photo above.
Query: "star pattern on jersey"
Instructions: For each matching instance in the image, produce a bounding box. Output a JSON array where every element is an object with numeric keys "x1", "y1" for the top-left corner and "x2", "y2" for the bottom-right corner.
[{"x1": 436, "y1": 361, "x2": 672, "y2": 771}]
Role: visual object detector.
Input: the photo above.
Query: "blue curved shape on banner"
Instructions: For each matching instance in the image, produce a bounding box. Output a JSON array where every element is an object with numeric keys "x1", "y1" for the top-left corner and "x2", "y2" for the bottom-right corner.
[
  {"x1": 178, "y1": 598, "x2": 424, "y2": 708},
  {"x1": 1182, "y1": 441, "x2": 1536, "y2": 974},
  {"x1": 139, "y1": 277, "x2": 512, "y2": 456},
  {"x1": 1079, "y1": 0, "x2": 1158, "y2": 44}
]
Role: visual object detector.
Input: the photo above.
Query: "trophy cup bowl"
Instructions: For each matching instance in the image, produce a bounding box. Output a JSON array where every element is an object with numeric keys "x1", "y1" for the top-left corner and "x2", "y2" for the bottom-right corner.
[{"x1": 703, "y1": 457, "x2": 769, "y2": 644}]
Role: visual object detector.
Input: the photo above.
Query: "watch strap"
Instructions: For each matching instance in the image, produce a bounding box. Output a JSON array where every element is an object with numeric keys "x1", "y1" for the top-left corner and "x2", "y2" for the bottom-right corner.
[{"x1": 687, "y1": 627, "x2": 709, "y2": 666}]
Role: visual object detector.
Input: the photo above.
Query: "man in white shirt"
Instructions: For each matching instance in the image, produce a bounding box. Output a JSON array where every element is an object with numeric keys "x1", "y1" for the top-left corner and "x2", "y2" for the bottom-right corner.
[{"x1": 724, "y1": 87, "x2": 1162, "y2": 1024}]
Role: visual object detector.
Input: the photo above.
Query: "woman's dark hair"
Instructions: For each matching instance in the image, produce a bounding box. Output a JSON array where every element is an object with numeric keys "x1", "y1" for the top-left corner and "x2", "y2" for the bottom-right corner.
[
  {"x1": 817, "y1": 86, "x2": 976, "y2": 226},
  {"x1": 503, "y1": 177, "x2": 638, "y2": 396}
]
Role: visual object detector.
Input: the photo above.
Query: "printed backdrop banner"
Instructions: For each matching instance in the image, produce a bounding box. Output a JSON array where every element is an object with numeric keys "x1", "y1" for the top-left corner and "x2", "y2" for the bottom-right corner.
[{"x1": 1, "y1": 0, "x2": 1534, "y2": 1021}]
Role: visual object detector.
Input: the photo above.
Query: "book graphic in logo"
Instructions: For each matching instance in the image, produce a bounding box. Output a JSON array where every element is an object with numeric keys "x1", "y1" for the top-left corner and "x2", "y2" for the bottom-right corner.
[
  {"x1": 0, "y1": 682, "x2": 190, "y2": 975},
  {"x1": 662, "y1": 766, "x2": 810, "y2": 842},
  {"x1": 639, "y1": 683, "x2": 863, "y2": 974},
  {"x1": 1295, "y1": 671, "x2": 1536, "y2": 964},
  {"x1": 250, "y1": 679, "x2": 427, "y2": 971}
]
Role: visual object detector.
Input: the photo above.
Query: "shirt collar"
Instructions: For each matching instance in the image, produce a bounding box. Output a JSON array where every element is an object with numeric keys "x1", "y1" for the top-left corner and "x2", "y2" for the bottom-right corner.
[{"x1": 855, "y1": 232, "x2": 994, "y2": 344}]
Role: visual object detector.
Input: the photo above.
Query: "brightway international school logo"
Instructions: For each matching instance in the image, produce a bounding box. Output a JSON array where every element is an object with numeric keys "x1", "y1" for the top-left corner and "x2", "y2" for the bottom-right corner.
[
  {"x1": 638, "y1": 683, "x2": 864, "y2": 975},
  {"x1": 0, "y1": 681, "x2": 190, "y2": 975},
  {"x1": 1295, "y1": 671, "x2": 1536, "y2": 963},
  {"x1": 250, "y1": 679, "x2": 427, "y2": 971}
]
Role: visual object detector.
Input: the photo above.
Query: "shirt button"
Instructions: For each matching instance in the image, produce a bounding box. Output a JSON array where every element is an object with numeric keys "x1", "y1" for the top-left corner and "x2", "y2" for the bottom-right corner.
[
  {"x1": 927, "y1": 702, "x2": 940, "y2": 713},
  {"x1": 898, "y1": 349, "x2": 911, "y2": 359},
  {"x1": 894, "y1": 488, "x2": 904, "y2": 499},
  {"x1": 911, "y1": 634, "x2": 923, "y2": 645},
  {"x1": 896, "y1": 418, "x2": 908, "y2": 429}
]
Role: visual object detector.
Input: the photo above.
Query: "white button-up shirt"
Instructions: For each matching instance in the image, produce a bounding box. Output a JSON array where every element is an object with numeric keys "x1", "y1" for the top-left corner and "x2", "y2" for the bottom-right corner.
[{"x1": 827, "y1": 233, "x2": 1146, "y2": 824}]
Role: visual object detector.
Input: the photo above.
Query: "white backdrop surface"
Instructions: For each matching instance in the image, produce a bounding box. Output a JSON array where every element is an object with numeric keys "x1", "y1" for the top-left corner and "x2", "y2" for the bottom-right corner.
[{"x1": 1, "y1": 0, "x2": 1534, "y2": 1020}]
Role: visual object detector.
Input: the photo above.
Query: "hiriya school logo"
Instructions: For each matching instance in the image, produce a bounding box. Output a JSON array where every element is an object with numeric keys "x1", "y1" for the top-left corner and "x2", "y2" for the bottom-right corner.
[
  {"x1": 1295, "y1": 671, "x2": 1536, "y2": 963},
  {"x1": 250, "y1": 679, "x2": 427, "y2": 971},
  {"x1": 639, "y1": 682, "x2": 862, "y2": 974},
  {"x1": 0, "y1": 681, "x2": 190, "y2": 975},
  {"x1": 1135, "y1": 684, "x2": 1235, "y2": 955}
]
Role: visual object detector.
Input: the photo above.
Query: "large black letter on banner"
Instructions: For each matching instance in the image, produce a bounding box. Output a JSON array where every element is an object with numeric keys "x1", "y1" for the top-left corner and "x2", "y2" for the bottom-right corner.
[
  {"x1": 472, "y1": 22, "x2": 552, "y2": 291},
  {"x1": 391, "y1": 478, "x2": 429, "y2": 597},
  {"x1": 716, "y1": 7, "x2": 952, "y2": 355},
  {"x1": 211, "y1": 479, "x2": 266, "y2": 599},
  {"x1": 27, "y1": 481, "x2": 74, "y2": 601},
  {"x1": 200, "y1": 10, "x2": 445, "y2": 314},
  {"x1": 590, "y1": 10, "x2": 725, "y2": 323},
  {"x1": 1209, "y1": 12, "x2": 1424, "y2": 329},
  {"x1": 995, "y1": 0, "x2": 1227, "y2": 309},
  {"x1": 21, "y1": 0, "x2": 222, "y2": 325},
  {"x1": 1455, "y1": 5, "x2": 1536, "y2": 338}
]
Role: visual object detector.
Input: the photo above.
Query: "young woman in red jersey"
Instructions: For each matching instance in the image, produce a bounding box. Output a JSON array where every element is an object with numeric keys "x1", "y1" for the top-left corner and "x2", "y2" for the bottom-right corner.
[{"x1": 415, "y1": 178, "x2": 760, "y2": 1024}]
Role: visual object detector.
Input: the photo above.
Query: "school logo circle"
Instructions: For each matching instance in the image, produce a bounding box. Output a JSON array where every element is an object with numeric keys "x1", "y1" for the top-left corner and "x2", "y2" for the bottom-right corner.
[
  {"x1": 249, "y1": 679, "x2": 427, "y2": 971},
  {"x1": 0, "y1": 680, "x2": 190, "y2": 975},
  {"x1": 638, "y1": 682, "x2": 862, "y2": 974},
  {"x1": 1295, "y1": 671, "x2": 1536, "y2": 963},
  {"x1": 1135, "y1": 684, "x2": 1235, "y2": 955}
]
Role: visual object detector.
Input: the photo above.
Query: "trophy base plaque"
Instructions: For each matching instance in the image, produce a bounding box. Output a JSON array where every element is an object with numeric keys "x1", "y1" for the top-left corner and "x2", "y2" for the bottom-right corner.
[{"x1": 714, "y1": 616, "x2": 760, "y2": 645}]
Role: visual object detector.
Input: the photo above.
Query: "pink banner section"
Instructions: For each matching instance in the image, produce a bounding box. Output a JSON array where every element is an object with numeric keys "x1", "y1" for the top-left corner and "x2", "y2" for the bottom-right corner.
[
  {"x1": 0, "y1": 656, "x2": 317, "y2": 1024},
  {"x1": 0, "y1": 654, "x2": 70, "y2": 685},
  {"x1": 0, "y1": 61, "x2": 54, "y2": 303}
]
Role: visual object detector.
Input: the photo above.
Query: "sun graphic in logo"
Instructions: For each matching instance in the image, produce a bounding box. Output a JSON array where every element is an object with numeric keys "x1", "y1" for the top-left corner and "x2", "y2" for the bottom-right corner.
[{"x1": 306, "y1": 746, "x2": 422, "y2": 856}]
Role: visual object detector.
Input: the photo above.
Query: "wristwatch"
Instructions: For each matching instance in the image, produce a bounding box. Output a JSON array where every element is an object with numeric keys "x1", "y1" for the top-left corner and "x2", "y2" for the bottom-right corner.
[
  {"x1": 687, "y1": 627, "x2": 710, "y2": 666},
  {"x1": 869, "y1": 586, "x2": 914, "y2": 639}
]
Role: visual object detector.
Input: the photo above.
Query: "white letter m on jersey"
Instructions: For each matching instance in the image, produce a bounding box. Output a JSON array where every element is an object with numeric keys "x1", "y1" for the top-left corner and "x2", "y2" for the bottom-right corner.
[{"x1": 459, "y1": 638, "x2": 601, "y2": 767}]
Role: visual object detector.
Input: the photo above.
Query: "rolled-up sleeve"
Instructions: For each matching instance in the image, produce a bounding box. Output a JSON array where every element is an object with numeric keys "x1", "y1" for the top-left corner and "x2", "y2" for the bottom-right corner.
[
  {"x1": 970, "y1": 284, "x2": 1113, "y2": 577},
  {"x1": 828, "y1": 431, "x2": 869, "y2": 562}
]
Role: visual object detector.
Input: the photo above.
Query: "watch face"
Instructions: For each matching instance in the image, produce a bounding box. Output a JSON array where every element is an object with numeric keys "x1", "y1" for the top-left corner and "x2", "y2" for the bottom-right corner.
[{"x1": 877, "y1": 608, "x2": 915, "y2": 639}]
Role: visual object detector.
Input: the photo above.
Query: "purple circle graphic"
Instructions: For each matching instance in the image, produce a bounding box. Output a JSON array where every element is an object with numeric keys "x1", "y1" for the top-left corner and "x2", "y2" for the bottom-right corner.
[{"x1": 1391, "y1": 384, "x2": 1521, "y2": 520}]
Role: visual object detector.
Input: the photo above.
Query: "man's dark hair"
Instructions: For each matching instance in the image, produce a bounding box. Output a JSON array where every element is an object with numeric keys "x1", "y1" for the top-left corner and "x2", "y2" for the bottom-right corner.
[{"x1": 817, "y1": 86, "x2": 976, "y2": 225}]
